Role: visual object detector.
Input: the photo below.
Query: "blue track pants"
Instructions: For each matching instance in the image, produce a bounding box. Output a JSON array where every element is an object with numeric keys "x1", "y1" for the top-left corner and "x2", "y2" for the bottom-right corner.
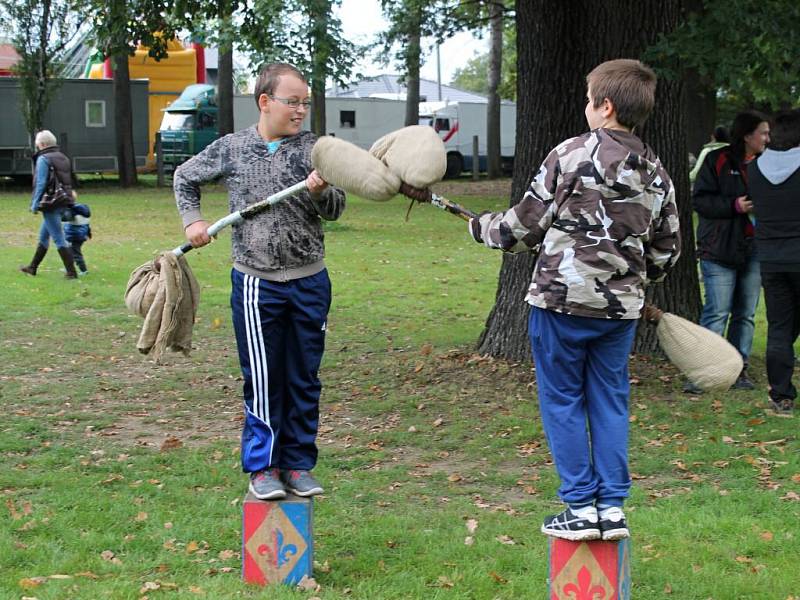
[
  {"x1": 231, "y1": 268, "x2": 331, "y2": 473},
  {"x1": 529, "y1": 307, "x2": 637, "y2": 506}
]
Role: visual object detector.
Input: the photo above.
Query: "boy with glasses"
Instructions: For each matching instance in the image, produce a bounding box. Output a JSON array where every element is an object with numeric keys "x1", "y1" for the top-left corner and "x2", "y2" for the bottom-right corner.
[{"x1": 174, "y1": 63, "x2": 345, "y2": 500}]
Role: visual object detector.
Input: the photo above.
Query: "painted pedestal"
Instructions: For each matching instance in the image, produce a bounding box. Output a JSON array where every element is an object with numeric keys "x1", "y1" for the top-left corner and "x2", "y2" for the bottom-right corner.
[
  {"x1": 548, "y1": 538, "x2": 631, "y2": 600},
  {"x1": 242, "y1": 492, "x2": 313, "y2": 585}
]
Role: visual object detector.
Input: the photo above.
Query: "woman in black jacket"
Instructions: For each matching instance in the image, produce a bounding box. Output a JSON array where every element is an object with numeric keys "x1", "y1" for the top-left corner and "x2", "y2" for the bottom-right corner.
[{"x1": 691, "y1": 110, "x2": 770, "y2": 390}]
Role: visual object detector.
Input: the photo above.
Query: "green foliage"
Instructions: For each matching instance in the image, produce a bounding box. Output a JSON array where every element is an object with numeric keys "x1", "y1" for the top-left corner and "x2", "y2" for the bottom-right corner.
[
  {"x1": 645, "y1": 0, "x2": 800, "y2": 110},
  {"x1": 450, "y1": 24, "x2": 516, "y2": 100},
  {"x1": 0, "y1": 0, "x2": 82, "y2": 137},
  {"x1": 86, "y1": 0, "x2": 179, "y2": 60},
  {"x1": 238, "y1": 0, "x2": 357, "y2": 89}
]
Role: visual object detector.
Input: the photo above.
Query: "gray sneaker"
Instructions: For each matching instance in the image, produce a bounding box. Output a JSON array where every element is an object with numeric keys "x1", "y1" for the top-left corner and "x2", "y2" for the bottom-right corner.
[
  {"x1": 249, "y1": 468, "x2": 287, "y2": 500},
  {"x1": 281, "y1": 470, "x2": 324, "y2": 497}
]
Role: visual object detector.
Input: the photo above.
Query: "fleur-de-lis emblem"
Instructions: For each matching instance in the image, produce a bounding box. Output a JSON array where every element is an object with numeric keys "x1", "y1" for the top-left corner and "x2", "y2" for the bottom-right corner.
[
  {"x1": 563, "y1": 566, "x2": 607, "y2": 600},
  {"x1": 276, "y1": 529, "x2": 298, "y2": 568}
]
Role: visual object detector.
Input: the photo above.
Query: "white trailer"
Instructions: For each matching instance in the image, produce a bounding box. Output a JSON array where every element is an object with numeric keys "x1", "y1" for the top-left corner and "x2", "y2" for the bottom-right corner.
[
  {"x1": 321, "y1": 97, "x2": 406, "y2": 150},
  {"x1": 419, "y1": 101, "x2": 516, "y2": 177}
]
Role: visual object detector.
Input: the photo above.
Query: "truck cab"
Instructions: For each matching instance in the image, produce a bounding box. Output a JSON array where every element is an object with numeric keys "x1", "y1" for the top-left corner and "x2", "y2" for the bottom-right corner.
[{"x1": 158, "y1": 84, "x2": 218, "y2": 170}]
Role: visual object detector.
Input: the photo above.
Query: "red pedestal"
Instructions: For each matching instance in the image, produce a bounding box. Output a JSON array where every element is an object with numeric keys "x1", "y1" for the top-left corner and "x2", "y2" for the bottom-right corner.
[
  {"x1": 242, "y1": 492, "x2": 313, "y2": 586},
  {"x1": 548, "y1": 538, "x2": 631, "y2": 600}
]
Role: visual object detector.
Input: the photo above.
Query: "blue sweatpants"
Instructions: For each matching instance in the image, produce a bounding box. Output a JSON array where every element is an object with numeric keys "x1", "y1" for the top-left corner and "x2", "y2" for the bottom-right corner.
[
  {"x1": 529, "y1": 307, "x2": 637, "y2": 507},
  {"x1": 231, "y1": 268, "x2": 331, "y2": 473}
]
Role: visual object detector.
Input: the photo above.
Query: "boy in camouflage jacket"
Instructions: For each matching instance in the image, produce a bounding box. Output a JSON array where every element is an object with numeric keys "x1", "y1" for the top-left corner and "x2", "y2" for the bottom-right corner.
[
  {"x1": 175, "y1": 63, "x2": 345, "y2": 501},
  {"x1": 469, "y1": 59, "x2": 680, "y2": 541}
]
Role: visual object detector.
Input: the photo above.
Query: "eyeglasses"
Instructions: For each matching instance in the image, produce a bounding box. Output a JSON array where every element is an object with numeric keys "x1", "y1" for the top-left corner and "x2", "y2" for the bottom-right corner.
[{"x1": 269, "y1": 95, "x2": 311, "y2": 110}]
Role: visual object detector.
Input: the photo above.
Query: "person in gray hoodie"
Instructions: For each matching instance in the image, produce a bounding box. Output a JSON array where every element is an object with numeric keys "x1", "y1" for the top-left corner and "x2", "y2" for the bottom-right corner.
[{"x1": 749, "y1": 109, "x2": 800, "y2": 417}]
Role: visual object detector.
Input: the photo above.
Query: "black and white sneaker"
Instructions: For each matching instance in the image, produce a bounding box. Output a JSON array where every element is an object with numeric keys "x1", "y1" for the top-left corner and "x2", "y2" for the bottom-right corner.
[
  {"x1": 541, "y1": 507, "x2": 601, "y2": 541},
  {"x1": 599, "y1": 507, "x2": 629, "y2": 540}
]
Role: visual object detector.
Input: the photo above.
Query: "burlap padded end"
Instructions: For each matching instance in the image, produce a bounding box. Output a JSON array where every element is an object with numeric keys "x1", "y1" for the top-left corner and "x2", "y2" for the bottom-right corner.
[
  {"x1": 125, "y1": 252, "x2": 200, "y2": 363},
  {"x1": 657, "y1": 313, "x2": 743, "y2": 390},
  {"x1": 311, "y1": 137, "x2": 401, "y2": 201},
  {"x1": 370, "y1": 125, "x2": 447, "y2": 189}
]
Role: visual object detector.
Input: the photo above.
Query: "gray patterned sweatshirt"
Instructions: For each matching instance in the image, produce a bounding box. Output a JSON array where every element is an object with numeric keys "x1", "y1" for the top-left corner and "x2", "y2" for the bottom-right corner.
[
  {"x1": 174, "y1": 126, "x2": 345, "y2": 281},
  {"x1": 470, "y1": 128, "x2": 680, "y2": 319}
]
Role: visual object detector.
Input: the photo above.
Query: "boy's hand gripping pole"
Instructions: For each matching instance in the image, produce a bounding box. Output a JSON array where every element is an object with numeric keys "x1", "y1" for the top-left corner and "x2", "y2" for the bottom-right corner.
[
  {"x1": 172, "y1": 181, "x2": 308, "y2": 257},
  {"x1": 399, "y1": 182, "x2": 479, "y2": 222}
]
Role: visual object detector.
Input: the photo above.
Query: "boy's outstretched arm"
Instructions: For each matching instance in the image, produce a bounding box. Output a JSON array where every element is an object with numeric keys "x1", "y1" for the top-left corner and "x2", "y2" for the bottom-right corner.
[
  {"x1": 174, "y1": 137, "x2": 228, "y2": 230},
  {"x1": 645, "y1": 184, "x2": 681, "y2": 283},
  {"x1": 468, "y1": 149, "x2": 562, "y2": 253}
]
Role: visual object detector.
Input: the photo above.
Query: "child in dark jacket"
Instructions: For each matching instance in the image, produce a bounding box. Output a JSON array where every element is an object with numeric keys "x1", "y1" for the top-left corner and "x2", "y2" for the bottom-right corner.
[
  {"x1": 62, "y1": 203, "x2": 91, "y2": 275},
  {"x1": 468, "y1": 59, "x2": 680, "y2": 541}
]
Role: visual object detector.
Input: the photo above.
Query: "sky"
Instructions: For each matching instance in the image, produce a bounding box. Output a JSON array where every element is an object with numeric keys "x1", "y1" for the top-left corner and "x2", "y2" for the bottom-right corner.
[{"x1": 335, "y1": 0, "x2": 488, "y2": 85}]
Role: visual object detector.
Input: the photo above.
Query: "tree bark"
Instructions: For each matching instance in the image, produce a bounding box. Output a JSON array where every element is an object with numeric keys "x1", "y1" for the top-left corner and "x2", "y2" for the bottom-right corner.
[
  {"x1": 486, "y1": 0, "x2": 503, "y2": 178},
  {"x1": 217, "y1": 47, "x2": 234, "y2": 136},
  {"x1": 403, "y1": 13, "x2": 421, "y2": 127},
  {"x1": 683, "y1": 68, "x2": 717, "y2": 157},
  {"x1": 478, "y1": 0, "x2": 698, "y2": 360},
  {"x1": 112, "y1": 51, "x2": 137, "y2": 187}
]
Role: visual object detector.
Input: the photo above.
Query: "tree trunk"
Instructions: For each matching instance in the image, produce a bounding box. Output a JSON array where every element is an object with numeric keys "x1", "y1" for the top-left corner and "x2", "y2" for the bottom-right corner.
[
  {"x1": 217, "y1": 46, "x2": 234, "y2": 136},
  {"x1": 683, "y1": 68, "x2": 716, "y2": 157},
  {"x1": 486, "y1": 0, "x2": 503, "y2": 178},
  {"x1": 478, "y1": 0, "x2": 698, "y2": 360},
  {"x1": 311, "y1": 77, "x2": 326, "y2": 135},
  {"x1": 112, "y1": 52, "x2": 137, "y2": 187},
  {"x1": 404, "y1": 15, "x2": 421, "y2": 127}
]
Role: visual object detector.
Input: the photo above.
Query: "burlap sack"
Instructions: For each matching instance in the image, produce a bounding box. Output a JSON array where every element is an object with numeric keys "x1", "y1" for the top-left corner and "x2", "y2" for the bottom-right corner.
[
  {"x1": 311, "y1": 136, "x2": 401, "y2": 201},
  {"x1": 656, "y1": 312, "x2": 743, "y2": 390},
  {"x1": 124, "y1": 252, "x2": 200, "y2": 362},
  {"x1": 369, "y1": 125, "x2": 447, "y2": 189}
]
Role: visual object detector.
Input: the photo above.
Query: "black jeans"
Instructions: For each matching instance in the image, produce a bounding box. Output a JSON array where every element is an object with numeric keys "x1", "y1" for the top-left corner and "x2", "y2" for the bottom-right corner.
[{"x1": 762, "y1": 271, "x2": 800, "y2": 400}]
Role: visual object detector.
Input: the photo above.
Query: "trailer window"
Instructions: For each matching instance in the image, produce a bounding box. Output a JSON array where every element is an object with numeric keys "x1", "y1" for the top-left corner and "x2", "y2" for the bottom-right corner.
[
  {"x1": 340, "y1": 110, "x2": 356, "y2": 128},
  {"x1": 85, "y1": 101, "x2": 106, "y2": 127},
  {"x1": 434, "y1": 118, "x2": 450, "y2": 132}
]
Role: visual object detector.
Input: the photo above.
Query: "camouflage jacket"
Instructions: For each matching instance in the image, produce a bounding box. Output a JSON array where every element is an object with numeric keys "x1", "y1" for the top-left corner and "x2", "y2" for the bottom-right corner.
[
  {"x1": 470, "y1": 128, "x2": 680, "y2": 319},
  {"x1": 175, "y1": 127, "x2": 345, "y2": 281}
]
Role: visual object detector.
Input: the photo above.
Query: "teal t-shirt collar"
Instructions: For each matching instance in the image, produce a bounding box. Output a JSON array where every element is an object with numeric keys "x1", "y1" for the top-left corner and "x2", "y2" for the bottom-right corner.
[{"x1": 266, "y1": 138, "x2": 285, "y2": 154}]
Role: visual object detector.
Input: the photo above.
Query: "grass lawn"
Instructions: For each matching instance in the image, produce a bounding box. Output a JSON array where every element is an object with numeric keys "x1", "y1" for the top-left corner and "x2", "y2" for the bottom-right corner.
[{"x1": 1, "y1": 179, "x2": 798, "y2": 600}]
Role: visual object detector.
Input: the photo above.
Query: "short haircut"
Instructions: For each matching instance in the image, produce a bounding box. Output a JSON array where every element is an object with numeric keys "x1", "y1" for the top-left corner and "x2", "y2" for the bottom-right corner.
[
  {"x1": 35, "y1": 130, "x2": 57, "y2": 148},
  {"x1": 729, "y1": 109, "x2": 769, "y2": 159},
  {"x1": 253, "y1": 63, "x2": 307, "y2": 108},
  {"x1": 586, "y1": 59, "x2": 657, "y2": 130},
  {"x1": 768, "y1": 109, "x2": 800, "y2": 151}
]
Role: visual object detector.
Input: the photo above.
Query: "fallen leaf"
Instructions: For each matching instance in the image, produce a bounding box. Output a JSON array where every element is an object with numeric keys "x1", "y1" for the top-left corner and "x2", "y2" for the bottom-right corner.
[
  {"x1": 420, "y1": 343, "x2": 433, "y2": 355},
  {"x1": 218, "y1": 550, "x2": 236, "y2": 560},
  {"x1": 464, "y1": 536, "x2": 474, "y2": 546},
  {"x1": 433, "y1": 417, "x2": 444, "y2": 427},
  {"x1": 780, "y1": 491, "x2": 800, "y2": 502},
  {"x1": 447, "y1": 473, "x2": 462, "y2": 483},
  {"x1": 135, "y1": 512, "x2": 148, "y2": 522},
  {"x1": 160, "y1": 437, "x2": 183, "y2": 452},
  {"x1": 735, "y1": 555, "x2": 753, "y2": 564},
  {"x1": 186, "y1": 541, "x2": 199, "y2": 554},
  {"x1": 746, "y1": 418, "x2": 765, "y2": 426},
  {"x1": 140, "y1": 582, "x2": 160, "y2": 593},
  {"x1": 74, "y1": 572, "x2": 100, "y2": 580},
  {"x1": 100, "y1": 550, "x2": 116, "y2": 561},
  {"x1": 791, "y1": 473, "x2": 800, "y2": 483},
  {"x1": 466, "y1": 519, "x2": 478, "y2": 534},
  {"x1": 489, "y1": 571, "x2": 507, "y2": 584},
  {"x1": 436, "y1": 575, "x2": 454, "y2": 588},
  {"x1": 19, "y1": 577, "x2": 47, "y2": 589},
  {"x1": 296, "y1": 575, "x2": 320, "y2": 592},
  {"x1": 496, "y1": 535, "x2": 515, "y2": 545},
  {"x1": 760, "y1": 531, "x2": 774, "y2": 542},
  {"x1": 664, "y1": 583, "x2": 673, "y2": 593},
  {"x1": 188, "y1": 585, "x2": 205, "y2": 595},
  {"x1": 47, "y1": 574, "x2": 72, "y2": 580}
]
